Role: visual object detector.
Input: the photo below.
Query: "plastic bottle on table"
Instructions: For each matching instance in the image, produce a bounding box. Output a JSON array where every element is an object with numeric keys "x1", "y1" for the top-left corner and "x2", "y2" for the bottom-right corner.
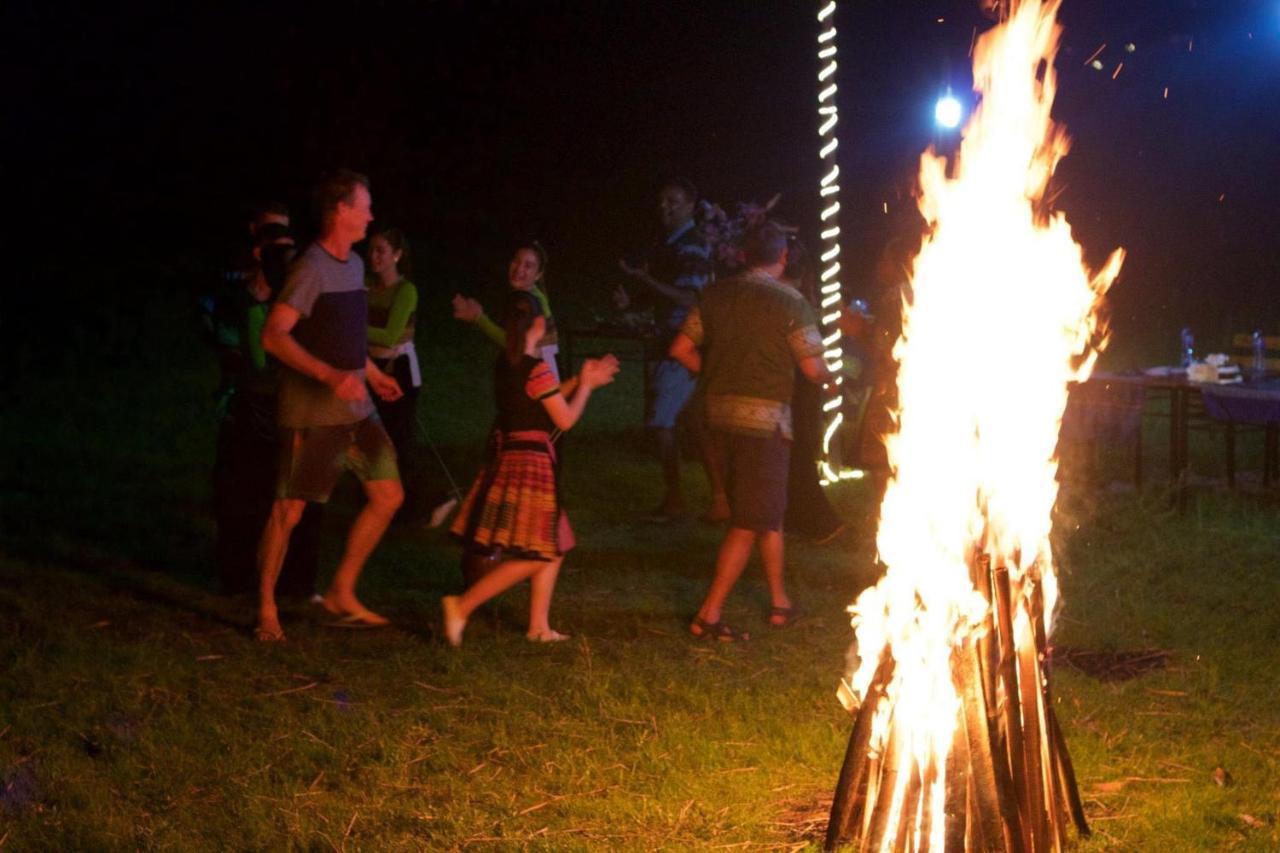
[
  {"x1": 1180, "y1": 327, "x2": 1195, "y2": 368},
  {"x1": 1252, "y1": 330, "x2": 1266, "y2": 378}
]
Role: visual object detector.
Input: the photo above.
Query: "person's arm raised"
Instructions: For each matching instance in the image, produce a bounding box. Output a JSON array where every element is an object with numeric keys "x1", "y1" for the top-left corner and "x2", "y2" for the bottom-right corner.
[
  {"x1": 452, "y1": 293, "x2": 506, "y2": 346},
  {"x1": 540, "y1": 355, "x2": 620, "y2": 432},
  {"x1": 619, "y1": 259, "x2": 697, "y2": 306},
  {"x1": 368, "y1": 282, "x2": 418, "y2": 347},
  {"x1": 261, "y1": 303, "x2": 366, "y2": 402}
]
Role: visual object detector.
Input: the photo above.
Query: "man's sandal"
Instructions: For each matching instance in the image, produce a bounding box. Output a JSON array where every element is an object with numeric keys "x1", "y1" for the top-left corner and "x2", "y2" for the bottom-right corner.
[{"x1": 690, "y1": 616, "x2": 749, "y2": 642}]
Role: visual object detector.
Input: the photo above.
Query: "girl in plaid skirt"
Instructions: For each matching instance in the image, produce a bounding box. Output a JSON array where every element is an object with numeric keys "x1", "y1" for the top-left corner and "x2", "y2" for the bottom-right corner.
[{"x1": 444, "y1": 293, "x2": 619, "y2": 645}]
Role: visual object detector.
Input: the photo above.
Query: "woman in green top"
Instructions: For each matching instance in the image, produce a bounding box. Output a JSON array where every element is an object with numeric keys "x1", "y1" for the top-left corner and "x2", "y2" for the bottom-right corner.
[
  {"x1": 366, "y1": 226, "x2": 420, "y2": 456},
  {"x1": 452, "y1": 240, "x2": 560, "y2": 379}
]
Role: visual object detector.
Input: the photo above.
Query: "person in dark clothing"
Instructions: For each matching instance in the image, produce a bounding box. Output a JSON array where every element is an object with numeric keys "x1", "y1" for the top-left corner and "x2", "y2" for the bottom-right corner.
[
  {"x1": 670, "y1": 223, "x2": 831, "y2": 641},
  {"x1": 210, "y1": 227, "x2": 323, "y2": 597},
  {"x1": 615, "y1": 179, "x2": 715, "y2": 521}
]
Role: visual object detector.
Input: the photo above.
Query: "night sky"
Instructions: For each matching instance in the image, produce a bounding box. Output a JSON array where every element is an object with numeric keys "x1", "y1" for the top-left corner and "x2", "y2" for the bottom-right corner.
[{"x1": 12, "y1": 0, "x2": 1280, "y2": 365}]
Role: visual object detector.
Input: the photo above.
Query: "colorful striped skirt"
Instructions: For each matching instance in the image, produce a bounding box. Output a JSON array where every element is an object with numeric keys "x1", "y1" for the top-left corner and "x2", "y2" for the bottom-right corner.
[{"x1": 451, "y1": 430, "x2": 574, "y2": 561}]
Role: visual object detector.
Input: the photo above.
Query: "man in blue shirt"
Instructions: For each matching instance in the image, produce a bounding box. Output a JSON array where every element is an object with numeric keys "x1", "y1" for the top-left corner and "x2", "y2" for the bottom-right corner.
[{"x1": 617, "y1": 178, "x2": 713, "y2": 521}]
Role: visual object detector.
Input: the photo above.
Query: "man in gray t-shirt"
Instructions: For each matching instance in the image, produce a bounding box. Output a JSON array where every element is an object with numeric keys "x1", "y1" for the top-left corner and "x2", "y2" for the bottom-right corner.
[
  {"x1": 276, "y1": 241, "x2": 377, "y2": 427},
  {"x1": 254, "y1": 170, "x2": 404, "y2": 643}
]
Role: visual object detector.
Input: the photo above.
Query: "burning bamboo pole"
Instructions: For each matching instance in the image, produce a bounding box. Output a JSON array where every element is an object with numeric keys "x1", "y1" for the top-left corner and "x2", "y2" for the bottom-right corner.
[
  {"x1": 943, "y1": 730, "x2": 968, "y2": 849},
  {"x1": 862, "y1": 728, "x2": 907, "y2": 853},
  {"x1": 992, "y1": 564, "x2": 1029, "y2": 848},
  {"x1": 827, "y1": 653, "x2": 896, "y2": 848},
  {"x1": 1047, "y1": 707, "x2": 1089, "y2": 838}
]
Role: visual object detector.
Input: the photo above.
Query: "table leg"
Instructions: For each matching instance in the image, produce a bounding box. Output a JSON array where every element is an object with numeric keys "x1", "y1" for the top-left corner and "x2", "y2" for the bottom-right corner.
[
  {"x1": 1167, "y1": 387, "x2": 1183, "y2": 481},
  {"x1": 1266, "y1": 424, "x2": 1278, "y2": 487},
  {"x1": 642, "y1": 353, "x2": 653, "y2": 426},
  {"x1": 1224, "y1": 422, "x2": 1235, "y2": 489},
  {"x1": 1133, "y1": 416, "x2": 1143, "y2": 489},
  {"x1": 1172, "y1": 387, "x2": 1190, "y2": 510}
]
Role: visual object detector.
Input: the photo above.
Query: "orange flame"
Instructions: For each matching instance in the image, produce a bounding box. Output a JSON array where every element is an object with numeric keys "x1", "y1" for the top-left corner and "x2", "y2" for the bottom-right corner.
[{"x1": 843, "y1": 1, "x2": 1123, "y2": 847}]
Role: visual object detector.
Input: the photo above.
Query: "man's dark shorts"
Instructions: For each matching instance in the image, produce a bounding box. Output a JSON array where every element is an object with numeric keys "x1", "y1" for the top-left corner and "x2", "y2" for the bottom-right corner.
[
  {"x1": 276, "y1": 415, "x2": 400, "y2": 503},
  {"x1": 719, "y1": 428, "x2": 791, "y2": 532}
]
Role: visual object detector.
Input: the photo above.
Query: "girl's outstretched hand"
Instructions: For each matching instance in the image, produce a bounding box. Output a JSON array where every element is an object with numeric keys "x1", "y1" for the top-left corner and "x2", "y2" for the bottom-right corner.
[
  {"x1": 580, "y1": 354, "x2": 621, "y2": 389},
  {"x1": 451, "y1": 293, "x2": 483, "y2": 323}
]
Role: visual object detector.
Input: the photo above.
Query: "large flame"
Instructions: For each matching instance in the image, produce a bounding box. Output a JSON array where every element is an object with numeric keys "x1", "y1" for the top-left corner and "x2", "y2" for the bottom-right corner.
[{"x1": 843, "y1": 1, "x2": 1123, "y2": 848}]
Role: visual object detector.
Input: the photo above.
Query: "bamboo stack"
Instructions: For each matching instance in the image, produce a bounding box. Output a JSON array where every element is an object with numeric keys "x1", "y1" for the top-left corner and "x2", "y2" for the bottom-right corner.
[{"x1": 824, "y1": 554, "x2": 1089, "y2": 852}]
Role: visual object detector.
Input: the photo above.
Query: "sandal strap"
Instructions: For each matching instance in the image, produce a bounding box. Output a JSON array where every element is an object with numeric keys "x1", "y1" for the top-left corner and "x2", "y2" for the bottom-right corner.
[{"x1": 690, "y1": 617, "x2": 748, "y2": 642}]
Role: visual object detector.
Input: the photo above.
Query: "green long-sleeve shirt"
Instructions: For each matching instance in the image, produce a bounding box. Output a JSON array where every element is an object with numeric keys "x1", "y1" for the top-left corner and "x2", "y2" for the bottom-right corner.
[
  {"x1": 246, "y1": 303, "x2": 268, "y2": 370},
  {"x1": 367, "y1": 278, "x2": 419, "y2": 348},
  {"x1": 475, "y1": 285, "x2": 558, "y2": 349}
]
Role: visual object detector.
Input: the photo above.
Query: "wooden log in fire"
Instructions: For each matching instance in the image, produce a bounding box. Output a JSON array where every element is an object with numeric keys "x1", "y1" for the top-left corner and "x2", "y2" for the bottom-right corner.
[
  {"x1": 824, "y1": 556, "x2": 1087, "y2": 851},
  {"x1": 862, "y1": 727, "x2": 907, "y2": 852},
  {"x1": 943, "y1": 727, "x2": 969, "y2": 850},
  {"x1": 826, "y1": 653, "x2": 896, "y2": 849}
]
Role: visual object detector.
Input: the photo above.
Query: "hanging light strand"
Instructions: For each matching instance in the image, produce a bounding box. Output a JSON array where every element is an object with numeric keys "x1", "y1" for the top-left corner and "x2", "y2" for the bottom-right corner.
[{"x1": 816, "y1": 1, "x2": 862, "y2": 484}]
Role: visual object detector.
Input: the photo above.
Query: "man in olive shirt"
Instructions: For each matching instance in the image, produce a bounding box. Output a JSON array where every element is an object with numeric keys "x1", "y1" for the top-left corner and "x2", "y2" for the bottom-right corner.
[
  {"x1": 255, "y1": 170, "x2": 404, "y2": 642},
  {"x1": 670, "y1": 222, "x2": 829, "y2": 640}
]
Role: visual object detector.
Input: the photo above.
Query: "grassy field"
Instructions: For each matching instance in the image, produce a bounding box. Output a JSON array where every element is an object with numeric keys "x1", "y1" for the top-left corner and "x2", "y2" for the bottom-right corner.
[{"x1": 2, "y1": 294, "x2": 1278, "y2": 850}]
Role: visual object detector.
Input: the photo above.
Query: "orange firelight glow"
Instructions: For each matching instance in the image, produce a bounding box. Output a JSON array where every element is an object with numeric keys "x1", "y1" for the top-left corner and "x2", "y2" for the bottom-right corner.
[{"x1": 841, "y1": 1, "x2": 1124, "y2": 848}]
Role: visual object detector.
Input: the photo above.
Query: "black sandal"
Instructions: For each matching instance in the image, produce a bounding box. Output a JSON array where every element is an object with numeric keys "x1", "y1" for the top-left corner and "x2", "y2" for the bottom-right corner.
[
  {"x1": 690, "y1": 616, "x2": 749, "y2": 642},
  {"x1": 768, "y1": 606, "x2": 795, "y2": 628}
]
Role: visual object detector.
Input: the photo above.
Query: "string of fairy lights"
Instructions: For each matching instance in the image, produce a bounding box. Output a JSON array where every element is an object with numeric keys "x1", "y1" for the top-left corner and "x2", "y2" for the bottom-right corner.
[{"x1": 816, "y1": 0, "x2": 862, "y2": 485}]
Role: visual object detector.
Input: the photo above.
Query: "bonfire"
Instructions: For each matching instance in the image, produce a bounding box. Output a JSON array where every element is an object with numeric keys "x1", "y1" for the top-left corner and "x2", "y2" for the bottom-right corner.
[{"x1": 825, "y1": 1, "x2": 1124, "y2": 850}]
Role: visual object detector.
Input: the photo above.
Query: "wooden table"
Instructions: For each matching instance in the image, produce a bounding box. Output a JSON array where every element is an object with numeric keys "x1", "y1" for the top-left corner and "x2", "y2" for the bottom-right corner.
[
  {"x1": 1086, "y1": 371, "x2": 1280, "y2": 490},
  {"x1": 1086, "y1": 371, "x2": 1195, "y2": 482},
  {"x1": 1200, "y1": 379, "x2": 1280, "y2": 486}
]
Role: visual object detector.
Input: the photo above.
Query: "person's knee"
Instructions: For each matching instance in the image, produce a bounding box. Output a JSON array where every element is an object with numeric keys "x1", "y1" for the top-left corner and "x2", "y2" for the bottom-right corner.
[{"x1": 272, "y1": 499, "x2": 307, "y2": 530}]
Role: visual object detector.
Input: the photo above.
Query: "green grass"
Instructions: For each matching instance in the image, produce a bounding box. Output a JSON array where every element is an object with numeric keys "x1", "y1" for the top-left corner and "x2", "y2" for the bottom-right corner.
[{"x1": 2, "y1": 295, "x2": 1278, "y2": 850}]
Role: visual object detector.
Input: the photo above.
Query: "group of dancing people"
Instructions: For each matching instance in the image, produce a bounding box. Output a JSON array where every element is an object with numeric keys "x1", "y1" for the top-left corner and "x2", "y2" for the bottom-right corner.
[{"x1": 207, "y1": 169, "x2": 890, "y2": 646}]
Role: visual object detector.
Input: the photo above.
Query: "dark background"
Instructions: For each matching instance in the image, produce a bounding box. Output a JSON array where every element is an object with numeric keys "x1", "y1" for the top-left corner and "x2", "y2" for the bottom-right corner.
[{"x1": 9, "y1": 0, "x2": 1279, "y2": 372}]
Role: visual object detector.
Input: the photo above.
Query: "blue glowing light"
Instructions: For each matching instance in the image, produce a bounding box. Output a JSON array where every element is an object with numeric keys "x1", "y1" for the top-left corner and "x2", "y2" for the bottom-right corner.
[{"x1": 935, "y1": 94, "x2": 964, "y2": 129}]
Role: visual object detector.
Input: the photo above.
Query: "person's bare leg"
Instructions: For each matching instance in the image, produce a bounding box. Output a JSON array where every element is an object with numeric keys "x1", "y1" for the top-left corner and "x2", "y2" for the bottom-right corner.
[
  {"x1": 758, "y1": 529, "x2": 791, "y2": 623},
  {"x1": 442, "y1": 558, "x2": 548, "y2": 646},
  {"x1": 323, "y1": 478, "x2": 403, "y2": 621},
  {"x1": 697, "y1": 424, "x2": 729, "y2": 521},
  {"x1": 526, "y1": 557, "x2": 565, "y2": 639},
  {"x1": 656, "y1": 427, "x2": 684, "y2": 512},
  {"x1": 256, "y1": 498, "x2": 306, "y2": 639},
  {"x1": 695, "y1": 527, "x2": 757, "y2": 625}
]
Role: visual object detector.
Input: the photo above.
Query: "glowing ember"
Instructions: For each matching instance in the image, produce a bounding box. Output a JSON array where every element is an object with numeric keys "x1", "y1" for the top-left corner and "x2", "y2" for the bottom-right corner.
[{"x1": 827, "y1": 1, "x2": 1124, "y2": 850}]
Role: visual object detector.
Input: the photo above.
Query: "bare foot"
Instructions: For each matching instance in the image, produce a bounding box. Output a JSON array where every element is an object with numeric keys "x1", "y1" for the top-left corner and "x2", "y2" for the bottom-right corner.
[
  {"x1": 442, "y1": 596, "x2": 466, "y2": 647},
  {"x1": 254, "y1": 614, "x2": 286, "y2": 643},
  {"x1": 526, "y1": 629, "x2": 570, "y2": 643}
]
